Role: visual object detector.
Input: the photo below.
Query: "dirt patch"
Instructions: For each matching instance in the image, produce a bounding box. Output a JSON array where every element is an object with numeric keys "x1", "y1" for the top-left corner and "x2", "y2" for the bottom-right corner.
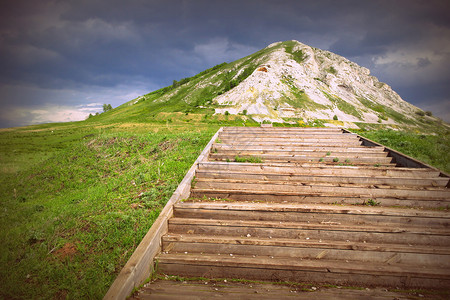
[
  {"x1": 54, "y1": 289, "x2": 68, "y2": 300},
  {"x1": 158, "y1": 139, "x2": 179, "y2": 152},
  {"x1": 130, "y1": 203, "x2": 144, "y2": 209},
  {"x1": 54, "y1": 243, "x2": 78, "y2": 260}
]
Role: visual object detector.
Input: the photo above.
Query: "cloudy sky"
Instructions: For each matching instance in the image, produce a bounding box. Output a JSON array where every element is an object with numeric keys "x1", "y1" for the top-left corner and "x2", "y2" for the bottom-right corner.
[{"x1": 1, "y1": 0, "x2": 449, "y2": 128}]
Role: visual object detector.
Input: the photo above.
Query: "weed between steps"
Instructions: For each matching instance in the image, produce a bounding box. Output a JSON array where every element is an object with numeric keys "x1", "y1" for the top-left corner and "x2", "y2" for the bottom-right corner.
[{"x1": 234, "y1": 156, "x2": 263, "y2": 163}]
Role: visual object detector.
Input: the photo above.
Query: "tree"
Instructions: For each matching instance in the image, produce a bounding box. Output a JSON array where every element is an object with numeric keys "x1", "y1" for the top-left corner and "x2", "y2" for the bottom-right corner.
[{"x1": 103, "y1": 104, "x2": 113, "y2": 112}]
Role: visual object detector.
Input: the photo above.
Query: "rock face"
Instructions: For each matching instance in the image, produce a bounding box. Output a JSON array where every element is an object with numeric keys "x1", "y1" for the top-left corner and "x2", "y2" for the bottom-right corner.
[{"x1": 213, "y1": 40, "x2": 421, "y2": 125}]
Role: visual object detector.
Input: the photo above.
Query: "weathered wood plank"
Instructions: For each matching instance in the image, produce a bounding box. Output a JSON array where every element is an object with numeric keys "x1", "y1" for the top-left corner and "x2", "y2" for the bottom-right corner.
[
  {"x1": 173, "y1": 207, "x2": 450, "y2": 227},
  {"x1": 198, "y1": 162, "x2": 441, "y2": 178},
  {"x1": 131, "y1": 279, "x2": 436, "y2": 300},
  {"x1": 168, "y1": 224, "x2": 450, "y2": 246},
  {"x1": 195, "y1": 170, "x2": 449, "y2": 187},
  {"x1": 193, "y1": 179, "x2": 450, "y2": 200},
  {"x1": 162, "y1": 240, "x2": 450, "y2": 267},
  {"x1": 210, "y1": 153, "x2": 393, "y2": 164},
  {"x1": 175, "y1": 201, "x2": 450, "y2": 218},
  {"x1": 156, "y1": 253, "x2": 450, "y2": 288},
  {"x1": 191, "y1": 190, "x2": 449, "y2": 208},
  {"x1": 213, "y1": 143, "x2": 385, "y2": 152},
  {"x1": 163, "y1": 234, "x2": 450, "y2": 255},
  {"x1": 218, "y1": 138, "x2": 362, "y2": 145},
  {"x1": 168, "y1": 217, "x2": 450, "y2": 236},
  {"x1": 218, "y1": 134, "x2": 358, "y2": 139},
  {"x1": 212, "y1": 149, "x2": 388, "y2": 158}
]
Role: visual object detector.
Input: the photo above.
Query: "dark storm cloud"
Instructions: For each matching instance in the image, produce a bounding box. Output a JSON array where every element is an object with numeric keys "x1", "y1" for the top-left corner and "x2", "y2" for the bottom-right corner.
[{"x1": 0, "y1": 0, "x2": 449, "y2": 127}]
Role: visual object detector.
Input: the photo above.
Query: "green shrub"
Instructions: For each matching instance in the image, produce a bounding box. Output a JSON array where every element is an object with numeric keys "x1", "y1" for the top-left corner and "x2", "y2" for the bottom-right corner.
[
  {"x1": 102, "y1": 104, "x2": 113, "y2": 112},
  {"x1": 326, "y1": 66, "x2": 337, "y2": 75},
  {"x1": 285, "y1": 42, "x2": 306, "y2": 64},
  {"x1": 333, "y1": 115, "x2": 338, "y2": 120},
  {"x1": 366, "y1": 199, "x2": 380, "y2": 206},
  {"x1": 415, "y1": 110, "x2": 425, "y2": 116}
]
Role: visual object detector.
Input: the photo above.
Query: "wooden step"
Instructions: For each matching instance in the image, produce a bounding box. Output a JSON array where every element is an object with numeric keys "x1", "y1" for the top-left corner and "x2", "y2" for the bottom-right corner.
[
  {"x1": 194, "y1": 177, "x2": 447, "y2": 191},
  {"x1": 222, "y1": 127, "x2": 343, "y2": 132},
  {"x1": 198, "y1": 162, "x2": 443, "y2": 178},
  {"x1": 174, "y1": 202, "x2": 450, "y2": 227},
  {"x1": 156, "y1": 253, "x2": 450, "y2": 289},
  {"x1": 162, "y1": 234, "x2": 450, "y2": 267},
  {"x1": 213, "y1": 143, "x2": 386, "y2": 152},
  {"x1": 218, "y1": 137, "x2": 362, "y2": 145},
  {"x1": 131, "y1": 279, "x2": 433, "y2": 300},
  {"x1": 168, "y1": 218, "x2": 450, "y2": 246},
  {"x1": 193, "y1": 179, "x2": 450, "y2": 200},
  {"x1": 163, "y1": 234, "x2": 450, "y2": 257},
  {"x1": 212, "y1": 149, "x2": 389, "y2": 158},
  {"x1": 209, "y1": 153, "x2": 393, "y2": 164},
  {"x1": 195, "y1": 170, "x2": 449, "y2": 187},
  {"x1": 218, "y1": 133, "x2": 358, "y2": 139},
  {"x1": 191, "y1": 189, "x2": 449, "y2": 208}
]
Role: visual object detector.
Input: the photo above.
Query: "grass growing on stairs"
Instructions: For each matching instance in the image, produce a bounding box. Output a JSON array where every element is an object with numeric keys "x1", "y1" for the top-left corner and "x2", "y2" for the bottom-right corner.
[{"x1": 234, "y1": 156, "x2": 263, "y2": 163}]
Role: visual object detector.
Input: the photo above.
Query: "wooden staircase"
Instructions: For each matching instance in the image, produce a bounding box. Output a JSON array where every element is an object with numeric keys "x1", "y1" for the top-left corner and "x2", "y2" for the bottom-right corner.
[{"x1": 156, "y1": 127, "x2": 450, "y2": 289}]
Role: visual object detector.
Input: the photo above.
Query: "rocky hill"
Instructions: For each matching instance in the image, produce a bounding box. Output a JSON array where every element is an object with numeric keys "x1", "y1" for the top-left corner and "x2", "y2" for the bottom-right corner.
[{"x1": 110, "y1": 40, "x2": 445, "y2": 130}]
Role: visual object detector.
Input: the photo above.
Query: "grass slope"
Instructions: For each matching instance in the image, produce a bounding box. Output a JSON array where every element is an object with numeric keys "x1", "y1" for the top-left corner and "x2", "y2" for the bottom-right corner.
[
  {"x1": 0, "y1": 121, "x2": 218, "y2": 299},
  {"x1": 354, "y1": 129, "x2": 450, "y2": 174}
]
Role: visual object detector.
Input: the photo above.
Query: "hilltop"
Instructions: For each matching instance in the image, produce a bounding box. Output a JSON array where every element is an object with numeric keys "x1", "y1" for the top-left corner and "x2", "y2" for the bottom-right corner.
[{"x1": 93, "y1": 40, "x2": 447, "y2": 132}]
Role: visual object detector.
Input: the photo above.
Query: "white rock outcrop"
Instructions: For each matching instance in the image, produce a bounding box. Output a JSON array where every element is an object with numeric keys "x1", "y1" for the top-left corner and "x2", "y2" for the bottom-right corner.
[{"x1": 214, "y1": 40, "x2": 422, "y2": 125}]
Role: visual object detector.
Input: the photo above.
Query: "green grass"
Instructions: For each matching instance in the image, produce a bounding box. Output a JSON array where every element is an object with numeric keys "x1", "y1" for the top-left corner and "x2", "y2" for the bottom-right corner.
[
  {"x1": 284, "y1": 40, "x2": 306, "y2": 64},
  {"x1": 0, "y1": 121, "x2": 217, "y2": 299},
  {"x1": 234, "y1": 156, "x2": 263, "y2": 163},
  {"x1": 323, "y1": 91, "x2": 362, "y2": 119},
  {"x1": 352, "y1": 129, "x2": 450, "y2": 174},
  {"x1": 325, "y1": 66, "x2": 337, "y2": 75},
  {"x1": 366, "y1": 199, "x2": 381, "y2": 206},
  {"x1": 281, "y1": 75, "x2": 328, "y2": 111},
  {"x1": 357, "y1": 97, "x2": 419, "y2": 125}
]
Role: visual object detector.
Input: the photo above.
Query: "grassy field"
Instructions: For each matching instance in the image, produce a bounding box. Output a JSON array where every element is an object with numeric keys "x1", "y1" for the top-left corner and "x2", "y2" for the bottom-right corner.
[
  {"x1": 0, "y1": 117, "x2": 449, "y2": 299},
  {"x1": 0, "y1": 120, "x2": 220, "y2": 299}
]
